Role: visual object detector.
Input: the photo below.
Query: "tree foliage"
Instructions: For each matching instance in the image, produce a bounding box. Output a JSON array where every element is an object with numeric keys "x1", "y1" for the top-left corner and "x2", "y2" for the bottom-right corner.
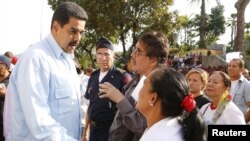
[
  {"x1": 176, "y1": 5, "x2": 225, "y2": 50},
  {"x1": 226, "y1": 14, "x2": 237, "y2": 48},
  {"x1": 47, "y1": 0, "x2": 175, "y2": 69},
  {"x1": 189, "y1": 0, "x2": 207, "y2": 48},
  {"x1": 188, "y1": 0, "x2": 225, "y2": 48},
  {"x1": 206, "y1": 5, "x2": 226, "y2": 45}
]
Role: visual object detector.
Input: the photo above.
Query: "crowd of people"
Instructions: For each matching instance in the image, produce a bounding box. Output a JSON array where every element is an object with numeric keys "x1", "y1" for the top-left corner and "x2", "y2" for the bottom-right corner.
[
  {"x1": 1, "y1": 1, "x2": 250, "y2": 141},
  {"x1": 167, "y1": 51, "x2": 227, "y2": 75}
]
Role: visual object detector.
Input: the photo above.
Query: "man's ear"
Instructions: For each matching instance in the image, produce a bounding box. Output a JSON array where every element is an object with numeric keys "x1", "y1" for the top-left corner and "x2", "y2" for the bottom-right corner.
[
  {"x1": 149, "y1": 57, "x2": 158, "y2": 68},
  {"x1": 52, "y1": 21, "x2": 59, "y2": 32}
]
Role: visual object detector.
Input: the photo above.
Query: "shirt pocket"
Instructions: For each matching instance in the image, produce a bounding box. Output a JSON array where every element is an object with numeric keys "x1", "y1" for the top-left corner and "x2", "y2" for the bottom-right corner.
[
  {"x1": 55, "y1": 87, "x2": 72, "y2": 115},
  {"x1": 233, "y1": 92, "x2": 244, "y2": 104}
]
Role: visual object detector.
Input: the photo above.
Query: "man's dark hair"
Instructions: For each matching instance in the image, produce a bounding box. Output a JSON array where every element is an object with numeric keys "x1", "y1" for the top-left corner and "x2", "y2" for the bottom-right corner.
[
  {"x1": 138, "y1": 31, "x2": 169, "y2": 65},
  {"x1": 50, "y1": 2, "x2": 88, "y2": 30}
]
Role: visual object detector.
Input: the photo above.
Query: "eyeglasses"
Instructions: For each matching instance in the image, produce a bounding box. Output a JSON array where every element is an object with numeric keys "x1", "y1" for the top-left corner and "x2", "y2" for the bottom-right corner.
[{"x1": 132, "y1": 47, "x2": 145, "y2": 56}]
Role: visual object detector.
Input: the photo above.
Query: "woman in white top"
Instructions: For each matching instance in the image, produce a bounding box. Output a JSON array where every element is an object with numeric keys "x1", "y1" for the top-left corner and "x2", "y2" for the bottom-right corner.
[
  {"x1": 200, "y1": 71, "x2": 245, "y2": 125},
  {"x1": 136, "y1": 67, "x2": 207, "y2": 141}
]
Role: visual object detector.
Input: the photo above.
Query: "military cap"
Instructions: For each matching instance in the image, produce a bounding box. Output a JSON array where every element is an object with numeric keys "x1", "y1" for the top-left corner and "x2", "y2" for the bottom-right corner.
[{"x1": 96, "y1": 37, "x2": 114, "y2": 51}]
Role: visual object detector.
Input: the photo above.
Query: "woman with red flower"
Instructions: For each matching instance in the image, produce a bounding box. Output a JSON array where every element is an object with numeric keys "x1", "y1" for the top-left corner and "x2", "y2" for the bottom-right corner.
[
  {"x1": 136, "y1": 67, "x2": 207, "y2": 141},
  {"x1": 200, "y1": 71, "x2": 245, "y2": 125}
]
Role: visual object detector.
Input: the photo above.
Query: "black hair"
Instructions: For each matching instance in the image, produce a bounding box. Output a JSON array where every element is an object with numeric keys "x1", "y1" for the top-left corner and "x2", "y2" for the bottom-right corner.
[
  {"x1": 138, "y1": 31, "x2": 168, "y2": 65},
  {"x1": 51, "y1": 2, "x2": 88, "y2": 30},
  {"x1": 150, "y1": 67, "x2": 207, "y2": 141}
]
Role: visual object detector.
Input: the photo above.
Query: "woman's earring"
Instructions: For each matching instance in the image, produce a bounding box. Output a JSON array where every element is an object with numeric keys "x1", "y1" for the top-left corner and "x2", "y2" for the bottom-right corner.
[{"x1": 148, "y1": 101, "x2": 154, "y2": 107}]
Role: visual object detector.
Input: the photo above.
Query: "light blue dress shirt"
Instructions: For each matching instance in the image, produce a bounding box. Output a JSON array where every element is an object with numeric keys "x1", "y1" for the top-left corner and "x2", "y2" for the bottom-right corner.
[
  {"x1": 4, "y1": 34, "x2": 81, "y2": 141},
  {"x1": 230, "y1": 75, "x2": 250, "y2": 117}
]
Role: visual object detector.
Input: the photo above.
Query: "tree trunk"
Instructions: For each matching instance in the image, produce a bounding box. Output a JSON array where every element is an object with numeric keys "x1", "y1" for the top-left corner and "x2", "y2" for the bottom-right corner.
[
  {"x1": 120, "y1": 32, "x2": 126, "y2": 59},
  {"x1": 199, "y1": 0, "x2": 206, "y2": 49},
  {"x1": 234, "y1": 0, "x2": 250, "y2": 52},
  {"x1": 231, "y1": 14, "x2": 237, "y2": 48}
]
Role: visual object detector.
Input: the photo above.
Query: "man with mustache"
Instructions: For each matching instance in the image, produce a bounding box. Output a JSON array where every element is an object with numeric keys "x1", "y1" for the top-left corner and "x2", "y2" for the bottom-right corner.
[{"x1": 4, "y1": 2, "x2": 88, "y2": 141}]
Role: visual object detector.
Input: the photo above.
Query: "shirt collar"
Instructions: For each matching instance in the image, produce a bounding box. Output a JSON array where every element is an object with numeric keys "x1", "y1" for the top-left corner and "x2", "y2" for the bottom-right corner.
[
  {"x1": 46, "y1": 33, "x2": 74, "y2": 60},
  {"x1": 239, "y1": 75, "x2": 245, "y2": 82}
]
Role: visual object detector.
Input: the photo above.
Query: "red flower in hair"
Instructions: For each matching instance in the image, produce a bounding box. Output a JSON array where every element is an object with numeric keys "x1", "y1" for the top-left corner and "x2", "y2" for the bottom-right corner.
[{"x1": 181, "y1": 94, "x2": 196, "y2": 112}]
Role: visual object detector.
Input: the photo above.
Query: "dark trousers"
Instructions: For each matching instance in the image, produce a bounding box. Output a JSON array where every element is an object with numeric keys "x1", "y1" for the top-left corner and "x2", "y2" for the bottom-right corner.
[{"x1": 89, "y1": 121, "x2": 112, "y2": 141}]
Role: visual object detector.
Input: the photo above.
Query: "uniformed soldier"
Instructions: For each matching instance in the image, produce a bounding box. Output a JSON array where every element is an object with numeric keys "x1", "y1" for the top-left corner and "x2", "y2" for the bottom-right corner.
[{"x1": 82, "y1": 37, "x2": 132, "y2": 141}]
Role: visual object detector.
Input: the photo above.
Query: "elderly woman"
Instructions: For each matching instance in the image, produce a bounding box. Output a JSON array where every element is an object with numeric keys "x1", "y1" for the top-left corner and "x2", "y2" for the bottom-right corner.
[
  {"x1": 136, "y1": 67, "x2": 207, "y2": 141},
  {"x1": 186, "y1": 68, "x2": 210, "y2": 109},
  {"x1": 200, "y1": 71, "x2": 245, "y2": 125}
]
